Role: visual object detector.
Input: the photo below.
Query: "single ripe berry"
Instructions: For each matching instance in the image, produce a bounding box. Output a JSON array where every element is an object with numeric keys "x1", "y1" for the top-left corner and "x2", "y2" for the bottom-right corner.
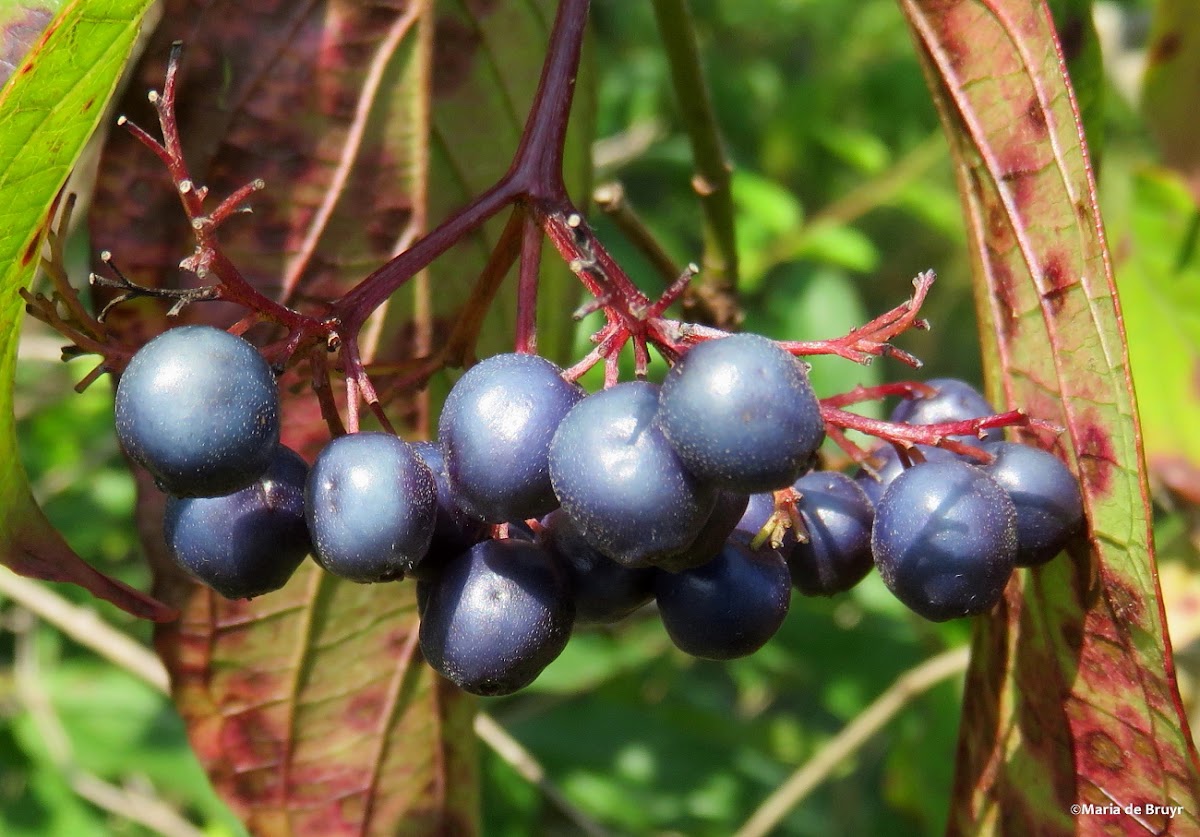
[
  {"x1": 787, "y1": 471, "x2": 875, "y2": 596},
  {"x1": 654, "y1": 536, "x2": 792, "y2": 660},
  {"x1": 872, "y1": 460, "x2": 1017, "y2": 621},
  {"x1": 115, "y1": 325, "x2": 280, "y2": 497},
  {"x1": 163, "y1": 446, "x2": 310, "y2": 599},
  {"x1": 549, "y1": 381, "x2": 715, "y2": 567},
  {"x1": 657, "y1": 333, "x2": 825, "y2": 493},
  {"x1": 888, "y1": 378, "x2": 1002, "y2": 447},
  {"x1": 419, "y1": 538, "x2": 574, "y2": 696},
  {"x1": 541, "y1": 510, "x2": 655, "y2": 625},
  {"x1": 979, "y1": 441, "x2": 1084, "y2": 566},
  {"x1": 438, "y1": 353, "x2": 585, "y2": 523},
  {"x1": 305, "y1": 432, "x2": 437, "y2": 583}
]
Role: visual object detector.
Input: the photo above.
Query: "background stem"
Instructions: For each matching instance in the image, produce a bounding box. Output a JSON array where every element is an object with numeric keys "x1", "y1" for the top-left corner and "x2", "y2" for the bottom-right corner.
[{"x1": 651, "y1": 0, "x2": 740, "y2": 325}]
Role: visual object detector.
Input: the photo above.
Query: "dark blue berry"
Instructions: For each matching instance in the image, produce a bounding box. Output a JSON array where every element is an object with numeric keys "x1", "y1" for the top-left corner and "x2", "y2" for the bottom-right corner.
[
  {"x1": 888, "y1": 378, "x2": 1002, "y2": 447},
  {"x1": 542, "y1": 510, "x2": 655, "y2": 624},
  {"x1": 438, "y1": 353, "x2": 585, "y2": 523},
  {"x1": 654, "y1": 536, "x2": 791, "y2": 660},
  {"x1": 163, "y1": 446, "x2": 310, "y2": 599},
  {"x1": 305, "y1": 432, "x2": 437, "y2": 583},
  {"x1": 657, "y1": 334, "x2": 825, "y2": 493},
  {"x1": 418, "y1": 539, "x2": 574, "y2": 696},
  {"x1": 549, "y1": 381, "x2": 715, "y2": 567},
  {"x1": 115, "y1": 325, "x2": 280, "y2": 497},
  {"x1": 788, "y1": 471, "x2": 874, "y2": 596},
  {"x1": 871, "y1": 460, "x2": 1017, "y2": 621},
  {"x1": 980, "y1": 441, "x2": 1084, "y2": 566}
]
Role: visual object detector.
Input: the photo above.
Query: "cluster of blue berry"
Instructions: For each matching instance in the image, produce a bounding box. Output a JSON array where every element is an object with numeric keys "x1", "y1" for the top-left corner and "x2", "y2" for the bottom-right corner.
[
  {"x1": 115, "y1": 325, "x2": 1083, "y2": 697},
  {"x1": 856, "y1": 379, "x2": 1084, "y2": 621},
  {"x1": 422, "y1": 334, "x2": 825, "y2": 693}
]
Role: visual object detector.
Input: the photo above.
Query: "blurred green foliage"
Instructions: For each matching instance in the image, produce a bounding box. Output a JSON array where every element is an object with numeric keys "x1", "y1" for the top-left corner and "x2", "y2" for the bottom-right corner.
[{"x1": 4, "y1": 0, "x2": 1196, "y2": 835}]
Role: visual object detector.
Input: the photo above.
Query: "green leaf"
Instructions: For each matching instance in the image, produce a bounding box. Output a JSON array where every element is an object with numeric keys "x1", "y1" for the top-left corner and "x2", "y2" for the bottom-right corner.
[
  {"x1": 900, "y1": 0, "x2": 1200, "y2": 830},
  {"x1": 1141, "y1": 0, "x2": 1200, "y2": 199},
  {"x1": 0, "y1": 0, "x2": 171, "y2": 620},
  {"x1": 813, "y1": 122, "x2": 891, "y2": 175},
  {"x1": 732, "y1": 168, "x2": 805, "y2": 289},
  {"x1": 1109, "y1": 167, "x2": 1200, "y2": 501},
  {"x1": 787, "y1": 222, "x2": 879, "y2": 274},
  {"x1": 26, "y1": 653, "x2": 245, "y2": 832}
]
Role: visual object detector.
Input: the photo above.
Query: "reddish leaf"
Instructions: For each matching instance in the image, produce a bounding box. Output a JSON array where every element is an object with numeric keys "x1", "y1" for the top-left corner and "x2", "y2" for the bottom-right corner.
[
  {"x1": 899, "y1": 0, "x2": 1200, "y2": 831},
  {"x1": 88, "y1": 0, "x2": 580, "y2": 832},
  {"x1": 157, "y1": 561, "x2": 478, "y2": 835}
]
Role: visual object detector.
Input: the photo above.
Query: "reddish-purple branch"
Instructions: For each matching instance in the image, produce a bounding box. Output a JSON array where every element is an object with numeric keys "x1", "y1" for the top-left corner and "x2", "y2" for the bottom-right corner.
[
  {"x1": 334, "y1": 181, "x2": 516, "y2": 332},
  {"x1": 777, "y1": 271, "x2": 934, "y2": 367},
  {"x1": 821, "y1": 381, "x2": 937, "y2": 409},
  {"x1": 333, "y1": 0, "x2": 596, "y2": 333},
  {"x1": 538, "y1": 209, "x2": 649, "y2": 327},
  {"x1": 507, "y1": 0, "x2": 591, "y2": 201},
  {"x1": 515, "y1": 214, "x2": 543, "y2": 355},
  {"x1": 649, "y1": 263, "x2": 700, "y2": 318},
  {"x1": 821, "y1": 404, "x2": 1032, "y2": 461},
  {"x1": 117, "y1": 45, "x2": 327, "y2": 345}
]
